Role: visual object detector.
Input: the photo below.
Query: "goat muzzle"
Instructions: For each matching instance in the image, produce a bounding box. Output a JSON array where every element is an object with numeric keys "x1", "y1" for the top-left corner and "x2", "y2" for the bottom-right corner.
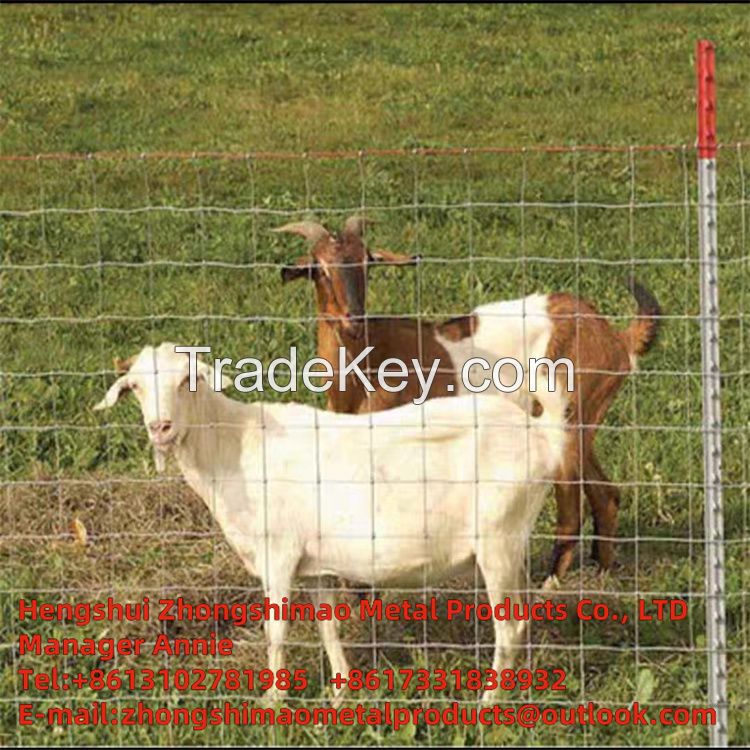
[{"x1": 148, "y1": 420, "x2": 176, "y2": 447}]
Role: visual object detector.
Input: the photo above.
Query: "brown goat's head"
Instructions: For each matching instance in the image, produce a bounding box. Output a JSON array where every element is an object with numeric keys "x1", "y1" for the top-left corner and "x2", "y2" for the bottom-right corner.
[{"x1": 275, "y1": 215, "x2": 418, "y2": 339}]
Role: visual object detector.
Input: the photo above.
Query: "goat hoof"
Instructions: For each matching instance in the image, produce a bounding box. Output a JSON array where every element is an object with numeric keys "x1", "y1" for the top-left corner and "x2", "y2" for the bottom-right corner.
[
  {"x1": 541, "y1": 575, "x2": 560, "y2": 593},
  {"x1": 596, "y1": 561, "x2": 620, "y2": 583}
]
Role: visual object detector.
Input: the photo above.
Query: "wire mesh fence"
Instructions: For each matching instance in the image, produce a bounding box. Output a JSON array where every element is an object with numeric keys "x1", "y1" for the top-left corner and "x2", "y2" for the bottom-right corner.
[{"x1": 0, "y1": 141, "x2": 747, "y2": 745}]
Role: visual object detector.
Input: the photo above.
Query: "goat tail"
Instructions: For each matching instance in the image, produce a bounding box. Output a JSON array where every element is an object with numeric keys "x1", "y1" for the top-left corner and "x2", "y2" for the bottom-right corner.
[{"x1": 623, "y1": 276, "x2": 661, "y2": 358}]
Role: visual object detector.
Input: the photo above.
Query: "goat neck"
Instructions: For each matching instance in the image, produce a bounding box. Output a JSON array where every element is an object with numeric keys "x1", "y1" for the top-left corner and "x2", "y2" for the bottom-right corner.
[{"x1": 172, "y1": 384, "x2": 257, "y2": 489}]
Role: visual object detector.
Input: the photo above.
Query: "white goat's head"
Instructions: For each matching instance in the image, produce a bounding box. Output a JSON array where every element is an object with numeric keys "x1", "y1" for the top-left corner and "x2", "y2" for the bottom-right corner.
[{"x1": 94, "y1": 343, "x2": 223, "y2": 468}]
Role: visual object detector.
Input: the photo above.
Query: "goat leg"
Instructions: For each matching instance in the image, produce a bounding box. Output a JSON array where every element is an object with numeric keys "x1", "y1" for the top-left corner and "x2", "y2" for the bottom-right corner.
[
  {"x1": 476, "y1": 557, "x2": 525, "y2": 704},
  {"x1": 261, "y1": 564, "x2": 296, "y2": 704},
  {"x1": 310, "y1": 588, "x2": 351, "y2": 707},
  {"x1": 583, "y1": 450, "x2": 621, "y2": 571},
  {"x1": 546, "y1": 475, "x2": 584, "y2": 585}
]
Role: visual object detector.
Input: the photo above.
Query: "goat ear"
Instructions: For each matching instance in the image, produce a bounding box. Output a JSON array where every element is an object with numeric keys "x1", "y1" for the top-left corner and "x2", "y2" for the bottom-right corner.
[
  {"x1": 369, "y1": 248, "x2": 421, "y2": 267},
  {"x1": 281, "y1": 256, "x2": 317, "y2": 284},
  {"x1": 195, "y1": 360, "x2": 233, "y2": 391},
  {"x1": 94, "y1": 376, "x2": 130, "y2": 411}
]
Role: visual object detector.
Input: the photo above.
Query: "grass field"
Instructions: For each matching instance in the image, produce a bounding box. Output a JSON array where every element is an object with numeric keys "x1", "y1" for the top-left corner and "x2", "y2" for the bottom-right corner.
[{"x1": 1, "y1": 3, "x2": 749, "y2": 746}]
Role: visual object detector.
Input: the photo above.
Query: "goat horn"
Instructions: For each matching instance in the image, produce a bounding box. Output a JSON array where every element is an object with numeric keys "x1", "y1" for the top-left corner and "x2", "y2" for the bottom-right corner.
[
  {"x1": 342, "y1": 215, "x2": 375, "y2": 237},
  {"x1": 271, "y1": 221, "x2": 330, "y2": 244}
]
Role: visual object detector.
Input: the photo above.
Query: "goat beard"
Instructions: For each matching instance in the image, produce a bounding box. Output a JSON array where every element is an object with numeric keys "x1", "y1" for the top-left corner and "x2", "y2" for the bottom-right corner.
[
  {"x1": 153, "y1": 445, "x2": 169, "y2": 474},
  {"x1": 151, "y1": 431, "x2": 184, "y2": 473}
]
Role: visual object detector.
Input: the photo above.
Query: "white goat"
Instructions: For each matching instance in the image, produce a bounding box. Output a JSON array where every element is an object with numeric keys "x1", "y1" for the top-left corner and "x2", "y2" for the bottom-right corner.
[{"x1": 95, "y1": 343, "x2": 568, "y2": 703}]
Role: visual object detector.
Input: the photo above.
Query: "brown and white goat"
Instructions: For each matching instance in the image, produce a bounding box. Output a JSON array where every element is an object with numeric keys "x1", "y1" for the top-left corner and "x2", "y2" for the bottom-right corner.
[{"x1": 276, "y1": 217, "x2": 661, "y2": 584}]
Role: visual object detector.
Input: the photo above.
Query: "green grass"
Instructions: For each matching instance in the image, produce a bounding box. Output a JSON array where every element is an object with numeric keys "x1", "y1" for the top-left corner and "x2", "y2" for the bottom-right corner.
[
  {"x1": 1, "y1": 4, "x2": 750, "y2": 153},
  {"x1": 0, "y1": 3, "x2": 749, "y2": 746}
]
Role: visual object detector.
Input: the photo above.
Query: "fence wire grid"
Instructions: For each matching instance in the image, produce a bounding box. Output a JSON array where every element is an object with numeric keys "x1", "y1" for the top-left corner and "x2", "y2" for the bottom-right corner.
[{"x1": 0, "y1": 143, "x2": 748, "y2": 746}]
